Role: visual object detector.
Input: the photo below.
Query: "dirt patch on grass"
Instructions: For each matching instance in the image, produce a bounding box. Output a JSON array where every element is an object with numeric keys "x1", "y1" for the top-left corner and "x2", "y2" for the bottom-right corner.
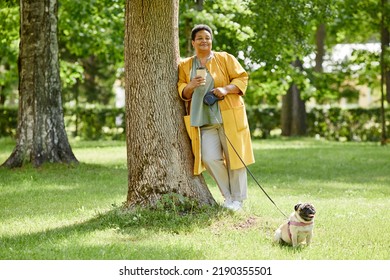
[{"x1": 234, "y1": 216, "x2": 258, "y2": 230}]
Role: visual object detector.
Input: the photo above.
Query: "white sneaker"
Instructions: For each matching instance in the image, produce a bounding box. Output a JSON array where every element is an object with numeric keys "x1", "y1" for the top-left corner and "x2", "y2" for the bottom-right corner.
[
  {"x1": 231, "y1": 201, "x2": 242, "y2": 211},
  {"x1": 223, "y1": 199, "x2": 233, "y2": 209},
  {"x1": 223, "y1": 200, "x2": 242, "y2": 211}
]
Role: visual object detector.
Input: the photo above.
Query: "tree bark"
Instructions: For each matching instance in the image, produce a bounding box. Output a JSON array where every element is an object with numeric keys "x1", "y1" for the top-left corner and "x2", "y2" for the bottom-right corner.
[
  {"x1": 380, "y1": 0, "x2": 388, "y2": 144},
  {"x1": 384, "y1": 27, "x2": 390, "y2": 104},
  {"x1": 383, "y1": 0, "x2": 390, "y2": 104},
  {"x1": 315, "y1": 23, "x2": 326, "y2": 73},
  {"x1": 281, "y1": 58, "x2": 307, "y2": 136},
  {"x1": 0, "y1": 63, "x2": 10, "y2": 106},
  {"x1": 183, "y1": 0, "x2": 205, "y2": 57},
  {"x1": 2, "y1": 0, "x2": 78, "y2": 168},
  {"x1": 124, "y1": 0, "x2": 215, "y2": 208},
  {"x1": 0, "y1": 87, "x2": 4, "y2": 106},
  {"x1": 184, "y1": 17, "x2": 193, "y2": 57}
]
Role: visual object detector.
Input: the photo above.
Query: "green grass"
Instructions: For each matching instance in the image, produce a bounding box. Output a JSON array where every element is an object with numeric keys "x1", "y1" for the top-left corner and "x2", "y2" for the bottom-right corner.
[{"x1": 1, "y1": 137, "x2": 389, "y2": 260}]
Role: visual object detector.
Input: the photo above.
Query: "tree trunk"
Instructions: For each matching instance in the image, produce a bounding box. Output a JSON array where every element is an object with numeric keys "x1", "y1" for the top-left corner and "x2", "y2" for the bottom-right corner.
[
  {"x1": 2, "y1": 0, "x2": 78, "y2": 168},
  {"x1": 195, "y1": 0, "x2": 204, "y2": 11},
  {"x1": 0, "y1": 87, "x2": 4, "y2": 106},
  {"x1": 0, "y1": 63, "x2": 10, "y2": 106},
  {"x1": 183, "y1": 0, "x2": 204, "y2": 57},
  {"x1": 383, "y1": 0, "x2": 390, "y2": 104},
  {"x1": 124, "y1": 0, "x2": 215, "y2": 208},
  {"x1": 281, "y1": 59, "x2": 307, "y2": 136},
  {"x1": 184, "y1": 17, "x2": 193, "y2": 57},
  {"x1": 315, "y1": 23, "x2": 326, "y2": 73},
  {"x1": 380, "y1": 0, "x2": 388, "y2": 144},
  {"x1": 384, "y1": 27, "x2": 390, "y2": 104}
]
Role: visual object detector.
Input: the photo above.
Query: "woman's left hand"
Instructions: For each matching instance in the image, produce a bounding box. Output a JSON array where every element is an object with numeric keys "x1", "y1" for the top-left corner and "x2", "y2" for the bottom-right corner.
[{"x1": 212, "y1": 87, "x2": 228, "y2": 98}]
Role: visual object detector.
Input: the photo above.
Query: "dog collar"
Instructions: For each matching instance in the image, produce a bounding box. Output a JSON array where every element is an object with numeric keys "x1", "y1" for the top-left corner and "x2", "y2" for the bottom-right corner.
[
  {"x1": 287, "y1": 220, "x2": 314, "y2": 241},
  {"x1": 288, "y1": 221, "x2": 313, "y2": 227}
]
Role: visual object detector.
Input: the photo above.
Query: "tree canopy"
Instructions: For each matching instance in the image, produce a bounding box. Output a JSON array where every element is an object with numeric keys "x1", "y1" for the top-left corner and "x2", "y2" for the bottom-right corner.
[{"x1": 0, "y1": 0, "x2": 389, "y2": 111}]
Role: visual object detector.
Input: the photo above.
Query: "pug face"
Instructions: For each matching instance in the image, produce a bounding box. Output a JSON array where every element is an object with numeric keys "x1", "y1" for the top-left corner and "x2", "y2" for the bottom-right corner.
[{"x1": 295, "y1": 203, "x2": 316, "y2": 222}]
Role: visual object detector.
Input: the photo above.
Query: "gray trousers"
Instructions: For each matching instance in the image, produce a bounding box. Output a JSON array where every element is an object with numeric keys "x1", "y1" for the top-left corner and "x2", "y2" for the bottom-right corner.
[{"x1": 200, "y1": 124, "x2": 247, "y2": 202}]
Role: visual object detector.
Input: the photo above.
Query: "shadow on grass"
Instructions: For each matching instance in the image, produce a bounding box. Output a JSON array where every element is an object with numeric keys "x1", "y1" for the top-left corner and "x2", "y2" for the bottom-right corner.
[
  {"x1": 272, "y1": 239, "x2": 308, "y2": 253},
  {"x1": 0, "y1": 162, "x2": 128, "y2": 221},
  {"x1": 0, "y1": 160, "x2": 231, "y2": 259},
  {"x1": 0, "y1": 204, "x2": 228, "y2": 259}
]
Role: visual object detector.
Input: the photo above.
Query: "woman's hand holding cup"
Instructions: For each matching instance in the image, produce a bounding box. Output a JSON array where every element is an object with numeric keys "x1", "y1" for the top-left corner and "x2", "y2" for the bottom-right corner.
[{"x1": 196, "y1": 67, "x2": 207, "y2": 86}]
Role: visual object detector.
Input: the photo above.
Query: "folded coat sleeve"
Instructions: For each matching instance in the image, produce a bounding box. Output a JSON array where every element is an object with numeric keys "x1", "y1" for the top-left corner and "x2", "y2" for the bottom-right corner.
[
  {"x1": 226, "y1": 53, "x2": 248, "y2": 95},
  {"x1": 177, "y1": 59, "x2": 191, "y2": 101}
]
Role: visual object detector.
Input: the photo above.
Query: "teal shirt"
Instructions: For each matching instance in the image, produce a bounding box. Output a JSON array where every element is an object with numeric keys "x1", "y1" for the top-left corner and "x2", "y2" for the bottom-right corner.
[{"x1": 190, "y1": 56, "x2": 223, "y2": 127}]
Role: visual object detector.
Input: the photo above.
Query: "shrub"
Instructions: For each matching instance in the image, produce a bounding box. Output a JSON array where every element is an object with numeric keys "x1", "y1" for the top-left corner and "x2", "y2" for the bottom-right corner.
[
  {"x1": 0, "y1": 106, "x2": 17, "y2": 137},
  {"x1": 247, "y1": 105, "x2": 389, "y2": 142},
  {"x1": 1, "y1": 105, "x2": 389, "y2": 142},
  {"x1": 64, "y1": 106, "x2": 126, "y2": 140}
]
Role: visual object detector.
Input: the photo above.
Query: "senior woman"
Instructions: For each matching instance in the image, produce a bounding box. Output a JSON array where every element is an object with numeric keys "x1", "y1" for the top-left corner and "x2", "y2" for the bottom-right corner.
[{"x1": 177, "y1": 24, "x2": 255, "y2": 211}]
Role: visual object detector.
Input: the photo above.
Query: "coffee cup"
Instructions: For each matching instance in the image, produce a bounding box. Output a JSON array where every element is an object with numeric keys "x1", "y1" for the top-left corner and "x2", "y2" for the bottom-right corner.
[{"x1": 196, "y1": 67, "x2": 207, "y2": 85}]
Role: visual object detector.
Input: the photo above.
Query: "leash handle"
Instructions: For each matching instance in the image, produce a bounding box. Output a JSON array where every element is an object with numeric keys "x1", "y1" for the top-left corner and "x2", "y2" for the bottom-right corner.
[{"x1": 208, "y1": 105, "x2": 288, "y2": 219}]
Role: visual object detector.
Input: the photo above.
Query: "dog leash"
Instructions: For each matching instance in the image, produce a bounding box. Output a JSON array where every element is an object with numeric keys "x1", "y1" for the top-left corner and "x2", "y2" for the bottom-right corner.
[{"x1": 205, "y1": 96, "x2": 288, "y2": 219}]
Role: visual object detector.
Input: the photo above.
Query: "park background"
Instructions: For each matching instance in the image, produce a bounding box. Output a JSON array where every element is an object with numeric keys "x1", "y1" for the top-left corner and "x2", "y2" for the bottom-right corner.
[
  {"x1": 1, "y1": 0, "x2": 390, "y2": 261},
  {"x1": 1, "y1": 0, "x2": 389, "y2": 142}
]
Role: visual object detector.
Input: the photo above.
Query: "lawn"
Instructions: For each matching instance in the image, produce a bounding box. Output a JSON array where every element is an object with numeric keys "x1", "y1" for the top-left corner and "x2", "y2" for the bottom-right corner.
[{"x1": 0, "y1": 137, "x2": 389, "y2": 260}]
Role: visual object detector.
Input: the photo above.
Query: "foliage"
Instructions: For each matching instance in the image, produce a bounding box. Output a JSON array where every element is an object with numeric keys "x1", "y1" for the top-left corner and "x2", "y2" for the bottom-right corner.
[
  {"x1": 307, "y1": 47, "x2": 382, "y2": 104},
  {"x1": 327, "y1": 0, "x2": 386, "y2": 44},
  {"x1": 0, "y1": 106, "x2": 17, "y2": 137},
  {"x1": 0, "y1": 3, "x2": 19, "y2": 103},
  {"x1": 58, "y1": 0, "x2": 124, "y2": 63},
  {"x1": 58, "y1": 0, "x2": 125, "y2": 105},
  {"x1": 59, "y1": 60, "x2": 85, "y2": 92},
  {"x1": 1, "y1": 138, "x2": 390, "y2": 259},
  {"x1": 178, "y1": 0, "x2": 254, "y2": 58},
  {"x1": 245, "y1": 0, "x2": 334, "y2": 66},
  {"x1": 248, "y1": 105, "x2": 389, "y2": 142},
  {"x1": 248, "y1": 105, "x2": 390, "y2": 142},
  {"x1": 0, "y1": 0, "x2": 125, "y2": 106},
  {"x1": 2, "y1": 105, "x2": 388, "y2": 143},
  {"x1": 0, "y1": 0, "x2": 388, "y2": 141},
  {"x1": 246, "y1": 106, "x2": 281, "y2": 139},
  {"x1": 307, "y1": 106, "x2": 390, "y2": 142},
  {"x1": 237, "y1": 0, "x2": 335, "y2": 105},
  {"x1": 63, "y1": 106, "x2": 126, "y2": 140}
]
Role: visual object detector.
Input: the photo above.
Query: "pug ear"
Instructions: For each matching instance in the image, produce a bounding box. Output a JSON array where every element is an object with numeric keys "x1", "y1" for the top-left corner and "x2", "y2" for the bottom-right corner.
[{"x1": 294, "y1": 203, "x2": 302, "y2": 211}]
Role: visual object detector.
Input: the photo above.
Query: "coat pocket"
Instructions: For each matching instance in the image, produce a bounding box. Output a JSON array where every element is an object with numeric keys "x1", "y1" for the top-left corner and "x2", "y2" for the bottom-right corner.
[{"x1": 233, "y1": 105, "x2": 248, "y2": 131}]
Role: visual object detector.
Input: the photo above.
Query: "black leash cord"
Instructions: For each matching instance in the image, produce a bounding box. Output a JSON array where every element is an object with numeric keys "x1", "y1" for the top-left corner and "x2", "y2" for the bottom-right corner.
[{"x1": 208, "y1": 105, "x2": 288, "y2": 219}]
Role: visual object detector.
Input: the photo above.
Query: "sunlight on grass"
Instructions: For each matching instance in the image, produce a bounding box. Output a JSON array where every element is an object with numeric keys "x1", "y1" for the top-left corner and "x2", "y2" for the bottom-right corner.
[
  {"x1": 73, "y1": 146, "x2": 127, "y2": 166},
  {"x1": 1, "y1": 138, "x2": 390, "y2": 260}
]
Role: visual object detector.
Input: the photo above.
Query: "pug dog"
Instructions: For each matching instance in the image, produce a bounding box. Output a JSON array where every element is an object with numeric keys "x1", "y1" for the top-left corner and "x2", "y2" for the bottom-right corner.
[{"x1": 273, "y1": 203, "x2": 316, "y2": 247}]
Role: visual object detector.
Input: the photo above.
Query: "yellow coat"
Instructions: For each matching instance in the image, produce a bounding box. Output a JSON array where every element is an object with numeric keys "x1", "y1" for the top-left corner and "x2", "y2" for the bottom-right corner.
[{"x1": 178, "y1": 52, "x2": 255, "y2": 175}]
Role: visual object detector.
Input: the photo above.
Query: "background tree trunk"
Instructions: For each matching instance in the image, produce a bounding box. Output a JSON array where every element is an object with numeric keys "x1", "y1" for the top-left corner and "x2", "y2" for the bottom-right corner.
[
  {"x1": 0, "y1": 63, "x2": 10, "y2": 105},
  {"x1": 383, "y1": 27, "x2": 390, "y2": 104},
  {"x1": 183, "y1": 0, "x2": 205, "y2": 57},
  {"x1": 0, "y1": 87, "x2": 4, "y2": 105},
  {"x1": 281, "y1": 58, "x2": 307, "y2": 136},
  {"x1": 184, "y1": 17, "x2": 193, "y2": 57},
  {"x1": 2, "y1": 0, "x2": 77, "y2": 168},
  {"x1": 380, "y1": 0, "x2": 388, "y2": 144},
  {"x1": 124, "y1": 0, "x2": 214, "y2": 208},
  {"x1": 315, "y1": 23, "x2": 326, "y2": 73},
  {"x1": 383, "y1": 0, "x2": 390, "y2": 104}
]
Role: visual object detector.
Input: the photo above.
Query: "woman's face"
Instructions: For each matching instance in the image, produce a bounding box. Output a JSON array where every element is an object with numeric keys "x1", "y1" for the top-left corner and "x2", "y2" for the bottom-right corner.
[{"x1": 192, "y1": 29, "x2": 212, "y2": 53}]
